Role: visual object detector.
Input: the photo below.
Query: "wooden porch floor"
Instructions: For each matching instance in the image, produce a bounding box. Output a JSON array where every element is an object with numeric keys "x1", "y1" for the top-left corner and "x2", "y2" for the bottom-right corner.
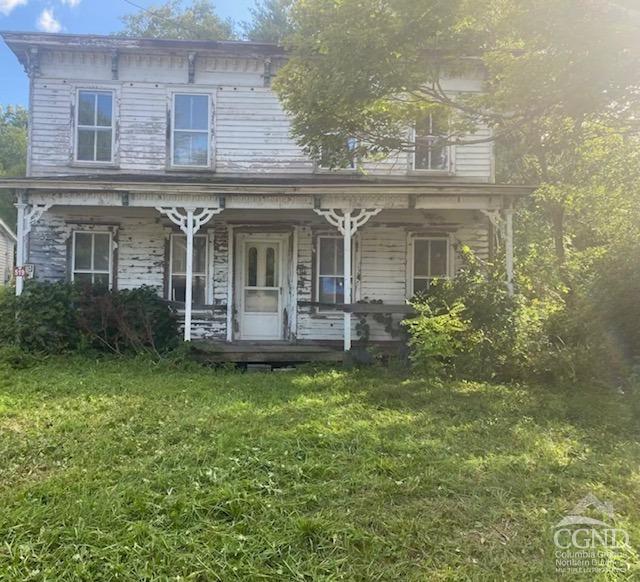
[{"x1": 191, "y1": 340, "x2": 346, "y2": 364}]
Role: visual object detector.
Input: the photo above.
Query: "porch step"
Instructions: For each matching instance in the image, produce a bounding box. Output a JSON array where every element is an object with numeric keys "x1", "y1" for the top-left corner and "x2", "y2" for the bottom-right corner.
[{"x1": 192, "y1": 341, "x2": 345, "y2": 364}]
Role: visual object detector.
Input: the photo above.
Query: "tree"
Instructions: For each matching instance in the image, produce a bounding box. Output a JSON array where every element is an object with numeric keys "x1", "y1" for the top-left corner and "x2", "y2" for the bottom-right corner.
[
  {"x1": 119, "y1": 0, "x2": 235, "y2": 40},
  {"x1": 274, "y1": 1, "x2": 640, "y2": 263},
  {"x1": 0, "y1": 106, "x2": 27, "y2": 227},
  {"x1": 243, "y1": 0, "x2": 292, "y2": 44}
]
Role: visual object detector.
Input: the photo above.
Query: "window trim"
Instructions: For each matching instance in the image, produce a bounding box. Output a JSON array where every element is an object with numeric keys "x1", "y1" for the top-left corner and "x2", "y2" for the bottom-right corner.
[
  {"x1": 170, "y1": 93, "x2": 212, "y2": 169},
  {"x1": 408, "y1": 236, "x2": 453, "y2": 297},
  {"x1": 314, "y1": 234, "x2": 359, "y2": 313},
  {"x1": 71, "y1": 230, "x2": 113, "y2": 288},
  {"x1": 410, "y1": 114, "x2": 454, "y2": 175},
  {"x1": 74, "y1": 89, "x2": 116, "y2": 165},
  {"x1": 168, "y1": 233, "x2": 209, "y2": 305}
]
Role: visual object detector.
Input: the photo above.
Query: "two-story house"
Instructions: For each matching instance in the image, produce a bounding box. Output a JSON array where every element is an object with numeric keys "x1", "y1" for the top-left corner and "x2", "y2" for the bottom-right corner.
[{"x1": 0, "y1": 31, "x2": 529, "y2": 357}]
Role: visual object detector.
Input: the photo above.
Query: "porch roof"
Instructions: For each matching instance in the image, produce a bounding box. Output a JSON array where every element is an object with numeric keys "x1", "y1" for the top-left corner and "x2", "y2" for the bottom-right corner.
[{"x1": 0, "y1": 174, "x2": 534, "y2": 198}]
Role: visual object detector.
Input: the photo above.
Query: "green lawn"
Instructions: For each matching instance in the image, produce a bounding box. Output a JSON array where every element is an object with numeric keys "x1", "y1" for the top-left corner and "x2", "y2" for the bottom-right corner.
[{"x1": 0, "y1": 358, "x2": 638, "y2": 581}]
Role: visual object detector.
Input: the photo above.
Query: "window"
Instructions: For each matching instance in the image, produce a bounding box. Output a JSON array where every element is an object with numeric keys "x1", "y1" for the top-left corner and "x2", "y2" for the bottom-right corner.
[
  {"x1": 169, "y1": 234, "x2": 208, "y2": 305},
  {"x1": 76, "y1": 90, "x2": 114, "y2": 163},
  {"x1": 319, "y1": 136, "x2": 358, "y2": 170},
  {"x1": 411, "y1": 238, "x2": 450, "y2": 295},
  {"x1": 172, "y1": 94, "x2": 210, "y2": 167},
  {"x1": 72, "y1": 231, "x2": 112, "y2": 286},
  {"x1": 317, "y1": 236, "x2": 345, "y2": 307},
  {"x1": 414, "y1": 114, "x2": 450, "y2": 171}
]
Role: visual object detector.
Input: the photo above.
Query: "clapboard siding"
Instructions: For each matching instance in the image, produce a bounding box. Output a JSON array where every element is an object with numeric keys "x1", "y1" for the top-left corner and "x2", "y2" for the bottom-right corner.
[
  {"x1": 28, "y1": 48, "x2": 494, "y2": 180},
  {"x1": 0, "y1": 232, "x2": 14, "y2": 285},
  {"x1": 26, "y1": 207, "x2": 490, "y2": 342}
]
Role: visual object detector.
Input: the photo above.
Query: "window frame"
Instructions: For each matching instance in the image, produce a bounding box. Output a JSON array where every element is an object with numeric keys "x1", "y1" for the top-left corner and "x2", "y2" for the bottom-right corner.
[
  {"x1": 408, "y1": 236, "x2": 452, "y2": 297},
  {"x1": 71, "y1": 230, "x2": 113, "y2": 288},
  {"x1": 170, "y1": 93, "x2": 212, "y2": 169},
  {"x1": 411, "y1": 114, "x2": 454, "y2": 174},
  {"x1": 168, "y1": 233, "x2": 209, "y2": 306},
  {"x1": 314, "y1": 234, "x2": 359, "y2": 313},
  {"x1": 74, "y1": 89, "x2": 116, "y2": 165}
]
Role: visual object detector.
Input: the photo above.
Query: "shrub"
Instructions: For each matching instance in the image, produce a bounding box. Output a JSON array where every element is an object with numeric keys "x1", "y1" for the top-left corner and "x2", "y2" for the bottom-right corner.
[
  {"x1": 0, "y1": 281, "x2": 179, "y2": 356},
  {"x1": 75, "y1": 285, "x2": 179, "y2": 355},
  {"x1": 0, "y1": 282, "x2": 78, "y2": 353},
  {"x1": 402, "y1": 301, "x2": 468, "y2": 378}
]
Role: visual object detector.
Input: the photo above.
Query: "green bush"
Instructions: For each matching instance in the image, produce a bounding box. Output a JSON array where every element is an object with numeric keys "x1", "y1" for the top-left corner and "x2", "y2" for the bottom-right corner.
[
  {"x1": 402, "y1": 301, "x2": 468, "y2": 378},
  {"x1": 0, "y1": 282, "x2": 78, "y2": 353},
  {"x1": 0, "y1": 281, "x2": 179, "y2": 356}
]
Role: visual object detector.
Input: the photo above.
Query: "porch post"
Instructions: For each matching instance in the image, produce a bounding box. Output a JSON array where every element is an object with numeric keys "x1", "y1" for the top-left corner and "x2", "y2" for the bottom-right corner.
[
  {"x1": 343, "y1": 210, "x2": 352, "y2": 352},
  {"x1": 156, "y1": 206, "x2": 223, "y2": 342},
  {"x1": 314, "y1": 206, "x2": 382, "y2": 352},
  {"x1": 14, "y1": 195, "x2": 52, "y2": 297},
  {"x1": 15, "y1": 201, "x2": 26, "y2": 296},
  {"x1": 184, "y1": 209, "x2": 195, "y2": 342},
  {"x1": 505, "y1": 208, "x2": 514, "y2": 295}
]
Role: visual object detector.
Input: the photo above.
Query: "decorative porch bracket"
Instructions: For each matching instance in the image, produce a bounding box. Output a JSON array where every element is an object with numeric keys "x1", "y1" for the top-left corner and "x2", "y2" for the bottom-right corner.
[
  {"x1": 314, "y1": 207, "x2": 382, "y2": 351},
  {"x1": 15, "y1": 201, "x2": 52, "y2": 296},
  {"x1": 481, "y1": 209, "x2": 514, "y2": 295},
  {"x1": 156, "y1": 206, "x2": 223, "y2": 341}
]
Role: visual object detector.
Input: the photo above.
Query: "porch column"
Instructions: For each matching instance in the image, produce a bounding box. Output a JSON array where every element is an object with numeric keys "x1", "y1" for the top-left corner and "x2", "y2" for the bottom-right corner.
[
  {"x1": 314, "y1": 207, "x2": 382, "y2": 351},
  {"x1": 343, "y1": 210, "x2": 352, "y2": 351},
  {"x1": 504, "y1": 209, "x2": 514, "y2": 295},
  {"x1": 156, "y1": 206, "x2": 223, "y2": 342},
  {"x1": 14, "y1": 194, "x2": 52, "y2": 296}
]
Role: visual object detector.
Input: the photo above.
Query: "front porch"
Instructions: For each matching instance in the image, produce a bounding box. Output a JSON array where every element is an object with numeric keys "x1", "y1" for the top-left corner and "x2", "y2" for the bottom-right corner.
[{"x1": 2, "y1": 174, "x2": 528, "y2": 352}]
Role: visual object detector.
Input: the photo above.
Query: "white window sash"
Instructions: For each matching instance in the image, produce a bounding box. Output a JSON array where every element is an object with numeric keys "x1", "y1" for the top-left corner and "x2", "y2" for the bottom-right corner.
[
  {"x1": 410, "y1": 237, "x2": 451, "y2": 295},
  {"x1": 169, "y1": 234, "x2": 209, "y2": 303},
  {"x1": 71, "y1": 231, "x2": 113, "y2": 287},
  {"x1": 75, "y1": 90, "x2": 115, "y2": 164},
  {"x1": 171, "y1": 94, "x2": 211, "y2": 168}
]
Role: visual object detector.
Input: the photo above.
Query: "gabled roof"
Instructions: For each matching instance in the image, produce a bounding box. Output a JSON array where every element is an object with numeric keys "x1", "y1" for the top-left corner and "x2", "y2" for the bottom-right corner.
[
  {"x1": 0, "y1": 218, "x2": 16, "y2": 242},
  {"x1": 0, "y1": 31, "x2": 286, "y2": 65}
]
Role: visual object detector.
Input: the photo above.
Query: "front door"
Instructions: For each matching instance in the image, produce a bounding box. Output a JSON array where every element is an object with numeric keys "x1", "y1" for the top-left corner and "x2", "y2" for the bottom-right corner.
[{"x1": 238, "y1": 235, "x2": 286, "y2": 340}]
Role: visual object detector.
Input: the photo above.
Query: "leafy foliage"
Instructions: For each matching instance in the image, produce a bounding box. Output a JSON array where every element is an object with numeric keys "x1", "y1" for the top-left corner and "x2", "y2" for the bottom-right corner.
[
  {"x1": 119, "y1": 0, "x2": 235, "y2": 40},
  {"x1": 0, "y1": 282, "x2": 179, "y2": 356},
  {"x1": 403, "y1": 301, "x2": 468, "y2": 378},
  {"x1": 243, "y1": 0, "x2": 293, "y2": 43},
  {"x1": 0, "y1": 106, "x2": 27, "y2": 227}
]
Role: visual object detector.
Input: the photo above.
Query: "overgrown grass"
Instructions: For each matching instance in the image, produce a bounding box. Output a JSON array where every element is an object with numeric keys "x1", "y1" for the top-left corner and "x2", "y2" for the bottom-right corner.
[{"x1": 0, "y1": 357, "x2": 638, "y2": 580}]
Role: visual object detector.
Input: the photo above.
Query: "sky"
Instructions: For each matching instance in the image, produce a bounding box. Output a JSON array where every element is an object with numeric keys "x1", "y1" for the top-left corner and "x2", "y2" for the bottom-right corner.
[{"x1": 0, "y1": 0, "x2": 254, "y2": 107}]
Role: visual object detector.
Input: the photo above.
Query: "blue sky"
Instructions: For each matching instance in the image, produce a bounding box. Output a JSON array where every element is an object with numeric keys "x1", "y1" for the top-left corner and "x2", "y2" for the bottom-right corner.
[{"x1": 0, "y1": 0, "x2": 254, "y2": 107}]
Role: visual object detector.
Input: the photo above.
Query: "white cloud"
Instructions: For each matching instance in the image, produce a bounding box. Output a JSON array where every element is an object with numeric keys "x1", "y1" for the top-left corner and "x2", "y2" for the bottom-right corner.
[
  {"x1": 60, "y1": 0, "x2": 81, "y2": 6},
  {"x1": 37, "y1": 8, "x2": 62, "y2": 33},
  {"x1": 0, "y1": 0, "x2": 28, "y2": 17}
]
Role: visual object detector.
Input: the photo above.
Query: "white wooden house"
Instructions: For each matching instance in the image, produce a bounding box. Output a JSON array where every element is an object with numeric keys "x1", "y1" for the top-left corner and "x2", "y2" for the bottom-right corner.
[
  {"x1": 0, "y1": 218, "x2": 16, "y2": 285},
  {"x1": 0, "y1": 32, "x2": 529, "y2": 357}
]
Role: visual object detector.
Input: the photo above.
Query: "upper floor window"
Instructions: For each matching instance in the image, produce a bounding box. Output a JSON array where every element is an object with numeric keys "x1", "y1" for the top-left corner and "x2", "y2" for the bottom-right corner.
[
  {"x1": 413, "y1": 114, "x2": 450, "y2": 172},
  {"x1": 318, "y1": 136, "x2": 358, "y2": 170},
  {"x1": 410, "y1": 237, "x2": 450, "y2": 295},
  {"x1": 76, "y1": 90, "x2": 114, "y2": 163},
  {"x1": 172, "y1": 94, "x2": 210, "y2": 167},
  {"x1": 72, "y1": 231, "x2": 113, "y2": 287}
]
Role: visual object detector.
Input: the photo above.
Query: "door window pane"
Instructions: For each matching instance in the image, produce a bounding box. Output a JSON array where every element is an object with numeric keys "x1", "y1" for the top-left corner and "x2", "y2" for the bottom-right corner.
[
  {"x1": 265, "y1": 247, "x2": 276, "y2": 287},
  {"x1": 247, "y1": 247, "x2": 258, "y2": 287},
  {"x1": 245, "y1": 290, "x2": 278, "y2": 313}
]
